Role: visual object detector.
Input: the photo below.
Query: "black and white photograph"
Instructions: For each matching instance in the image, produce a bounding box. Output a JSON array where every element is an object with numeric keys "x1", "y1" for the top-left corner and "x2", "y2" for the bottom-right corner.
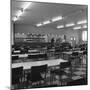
[{"x1": 11, "y1": 0, "x2": 88, "y2": 89}]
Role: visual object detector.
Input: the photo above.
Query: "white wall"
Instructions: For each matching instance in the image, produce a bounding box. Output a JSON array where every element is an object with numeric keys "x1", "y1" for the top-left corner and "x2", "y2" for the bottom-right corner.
[
  {"x1": 14, "y1": 24, "x2": 82, "y2": 44},
  {"x1": 11, "y1": 21, "x2": 14, "y2": 45}
]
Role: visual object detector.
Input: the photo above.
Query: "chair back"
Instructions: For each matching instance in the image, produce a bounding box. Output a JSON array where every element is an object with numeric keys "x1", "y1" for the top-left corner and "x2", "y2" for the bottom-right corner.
[
  {"x1": 31, "y1": 64, "x2": 47, "y2": 74},
  {"x1": 29, "y1": 64, "x2": 47, "y2": 82},
  {"x1": 12, "y1": 56, "x2": 19, "y2": 60},
  {"x1": 12, "y1": 67, "x2": 23, "y2": 75},
  {"x1": 12, "y1": 67, "x2": 23, "y2": 84},
  {"x1": 72, "y1": 52, "x2": 78, "y2": 56},
  {"x1": 83, "y1": 51, "x2": 87, "y2": 55},
  {"x1": 60, "y1": 61, "x2": 71, "y2": 69}
]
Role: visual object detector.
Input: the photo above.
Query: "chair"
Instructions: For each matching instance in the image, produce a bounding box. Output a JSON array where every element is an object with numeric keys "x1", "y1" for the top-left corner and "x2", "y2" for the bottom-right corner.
[
  {"x1": 12, "y1": 67, "x2": 23, "y2": 88},
  {"x1": 83, "y1": 51, "x2": 87, "y2": 55},
  {"x1": 70, "y1": 52, "x2": 80, "y2": 66},
  {"x1": 38, "y1": 54, "x2": 47, "y2": 59},
  {"x1": 28, "y1": 54, "x2": 39, "y2": 59},
  {"x1": 50, "y1": 61, "x2": 72, "y2": 85},
  {"x1": 67, "y1": 78, "x2": 87, "y2": 86},
  {"x1": 12, "y1": 56, "x2": 19, "y2": 61},
  {"x1": 28, "y1": 54, "x2": 47, "y2": 59},
  {"x1": 72, "y1": 52, "x2": 78, "y2": 56},
  {"x1": 26, "y1": 64, "x2": 47, "y2": 87}
]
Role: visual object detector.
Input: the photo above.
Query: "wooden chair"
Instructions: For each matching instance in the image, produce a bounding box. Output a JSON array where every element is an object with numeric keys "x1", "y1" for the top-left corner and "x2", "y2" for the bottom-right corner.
[
  {"x1": 50, "y1": 61, "x2": 72, "y2": 85},
  {"x1": 12, "y1": 67, "x2": 23, "y2": 89},
  {"x1": 26, "y1": 64, "x2": 48, "y2": 87}
]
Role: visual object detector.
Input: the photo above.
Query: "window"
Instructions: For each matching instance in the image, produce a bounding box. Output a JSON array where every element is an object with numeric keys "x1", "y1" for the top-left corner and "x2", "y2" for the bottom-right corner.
[{"x1": 82, "y1": 31, "x2": 87, "y2": 41}]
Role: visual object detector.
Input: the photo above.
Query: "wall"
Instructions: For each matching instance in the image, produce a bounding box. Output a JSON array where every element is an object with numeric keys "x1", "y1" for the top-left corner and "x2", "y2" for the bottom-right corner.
[
  {"x1": 14, "y1": 24, "x2": 82, "y2": 44},
  {"x1": 14, "y1": 24, "x2": 66, "y2": 35},
  {"x1": 11, "y1": 21, "x2": 14, "y2": 45}
]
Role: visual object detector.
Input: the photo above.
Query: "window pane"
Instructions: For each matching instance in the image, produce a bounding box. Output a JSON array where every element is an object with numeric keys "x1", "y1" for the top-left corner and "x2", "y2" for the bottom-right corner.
[{"x1": 82, "y1": 31, "x2": 87, "y2": 41}]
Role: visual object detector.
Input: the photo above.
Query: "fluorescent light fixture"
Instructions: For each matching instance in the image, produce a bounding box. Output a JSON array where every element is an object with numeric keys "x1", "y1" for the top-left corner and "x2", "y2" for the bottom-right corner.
[
  {"x1": 73, "y1": 26, "x2": 81, "y2": 30},
  {"x1": 23, "y1": 2, "x2": 32, "y2": 10},
  {"x1": 57, "y1": 25, "x2": 64, "y2": 29},
  {"x1": 65, "y1": 23, "x2": 75, "y2": 27},
  {"x1": 77, "y1": 20, "x2": 87, "y2": 24},
  {"x1": 82, "y1": 25, "x2": 87, "y2": 28},
  {"x1": 36, "y1": 23, "x2": 42, "y2": 27},
  {"x1": 12, "y1": 2, "x2": 32, "y2": 22},
  {"x1": 17, "y1": 10, "x2": 23, "y2": 17},
  {"x1": 52, "y1": 16, "x2": 63, "y2": 22},
  {"x1": 13, "y1": 16, "x2": 18, "y2": 22},
  {"x1": 13, "y1": 10, "x2": 23, "y2": 21},
  {"x1": 43, "y1": 20, "x2": 51, "y2": 25}
]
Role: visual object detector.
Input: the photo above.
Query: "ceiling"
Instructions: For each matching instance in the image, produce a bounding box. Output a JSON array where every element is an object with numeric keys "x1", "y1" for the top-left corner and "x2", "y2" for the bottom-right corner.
[{"x1": 11, "y1": 0, "x2": 88, "y2": 29}]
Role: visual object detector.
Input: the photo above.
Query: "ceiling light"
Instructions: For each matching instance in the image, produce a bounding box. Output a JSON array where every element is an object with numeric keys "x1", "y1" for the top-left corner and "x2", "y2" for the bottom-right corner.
[
  {"x1": 17, "y1": 10, "x2": 23, "y2": 17},
  {"x1": 12, "y1": 2, "x2": 32, "y2": 22},
  {"x1": 43, "y1": 20, "x2": 51, "y2": 25},
  {"x1": 82, "y1": 25, "x2": 87, "y2": 28},
  {"x1": 73, "y1": 26, "x2": 81, "y2": 30},
  {"x1": 12, "y1": 10, "x2": 23, "y2": 22},
  {"x1": 36, "y1": 23, "x2": 42, "y2": 27},
  {"x1": 23, "y1": 2, "x2": 32, "y2": 10},
  {"x1": 52, "y1": 16, "x2": 63, "y2": 22},
  {"x1": 77, "y1": 20, "x2": 87, "y2": 24},
  {"x1": 65, "y1": 23, "x2": 75, "y2": 27},
  {"x1": 13, "y1": 16, "x2": 18, "y2": 22},
  {"x1": 57, "y1": 25, "x2": 64, "y2": 29}
]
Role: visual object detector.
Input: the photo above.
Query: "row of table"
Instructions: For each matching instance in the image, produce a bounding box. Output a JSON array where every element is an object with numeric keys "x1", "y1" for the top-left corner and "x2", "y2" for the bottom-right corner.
[
  {"x1": 12, "y1": 48, "x2": 86, "y2": 70},
  {"x1": 12, "y1": 52, "x2": 46, "y2": 58},
  {"x1": 12, "y1": 58, "x2": 68, "y2": 69}
]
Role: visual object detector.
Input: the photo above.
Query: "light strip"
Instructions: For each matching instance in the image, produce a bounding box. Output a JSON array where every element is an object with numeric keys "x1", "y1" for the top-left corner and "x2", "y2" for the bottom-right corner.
[
  {"x1": 17, "y1": 10, "x2": 23, "y2": 17},
  {"x1": 65, "y1": 23, "x2": 75, "y2": 27},
  {"x1": 36, "y1": 23, "x2": 42, "y2": 27},
  {"x1": 36, "y1": 16, "x2": 63, "y2": 27},
  {"x1": 77, "y1": 20, "x2": 87, "y2": 24},
  {"x1": 43, "y1": 20, "x2": 51, "y2": 25},
  {"x1": 52, "y1": 16, "x2": 63, "y2": 22},
  {"x1": 73, "y1": 26, "x2": 81, "y2": 30},
  {"x1": 13, "y1": 2, "x2": 32, "y2": 22},
  {"x1": 13, "y1": 16, "x2": 18, "y2": 22},
  {"x1": 57, "y1": 25, "x2": 64, "y2": 29},
  {"x1": 23, "y1": 2, "x2": 32, "y2": 10}
]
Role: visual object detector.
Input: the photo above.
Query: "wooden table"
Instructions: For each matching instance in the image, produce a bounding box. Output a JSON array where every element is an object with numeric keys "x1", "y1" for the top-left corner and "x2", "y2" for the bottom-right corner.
[
  {"x1": 12, "y1": 59, "x2": 68, "y2": 70},
  {"x1": 62, "y1": 51, "x2": 73, "y2": 55},
  {"x1": 62, "y1": 51, "x2": 73, "y2": 60},
  {"x1": 74, "y1": 50, "x2": 84, "y2": 54},
  {"x1": 13, "y1": 50, "x2": 21, "y2": 53},
  {"x1": 28, "y1": 49, "x2": 39, "y2": 53},
  {"x1": 12, "y1": 52, "x2": 46, "y2": 58}
]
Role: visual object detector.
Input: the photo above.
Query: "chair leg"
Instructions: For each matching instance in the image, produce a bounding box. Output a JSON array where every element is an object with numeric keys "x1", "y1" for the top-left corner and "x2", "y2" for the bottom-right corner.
[{"x1": 59, "y1": 75, "x2": 62, "y2": 86}]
